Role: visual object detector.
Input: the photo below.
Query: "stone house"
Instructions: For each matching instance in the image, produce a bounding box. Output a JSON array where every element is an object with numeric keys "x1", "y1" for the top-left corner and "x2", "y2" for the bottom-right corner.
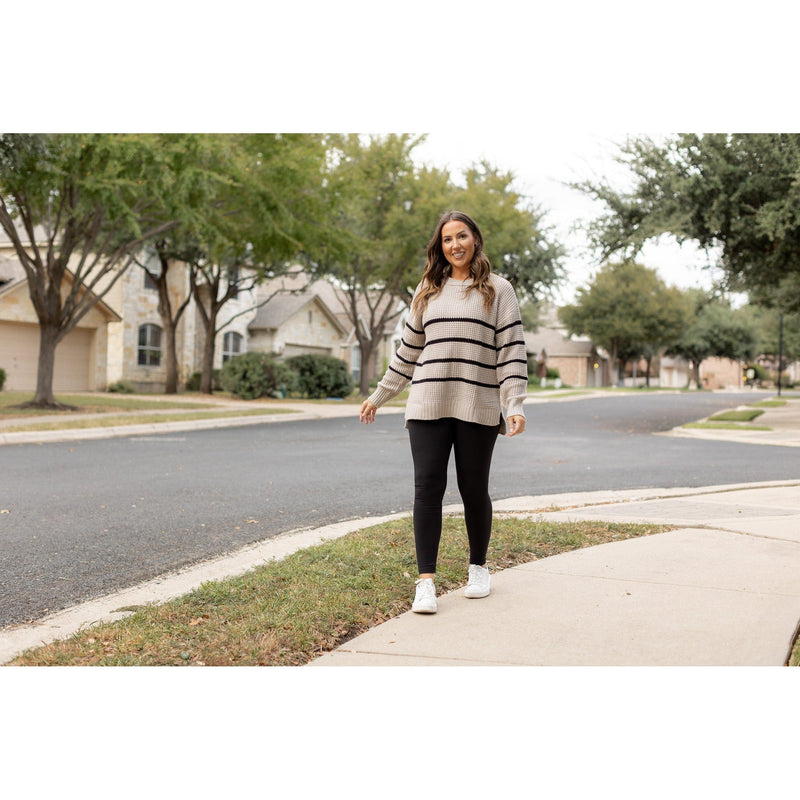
[{"x1": 0, "y1": 228, "x2": 119, "y2": 392}]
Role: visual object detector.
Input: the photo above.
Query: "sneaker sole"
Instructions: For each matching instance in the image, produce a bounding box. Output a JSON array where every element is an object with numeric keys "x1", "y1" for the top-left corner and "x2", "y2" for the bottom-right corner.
[
  {"x1": 464, "y1": 588, "x2": 490, "y2": 599},
  {"x1": 412, "y1": 604, "x2": 437, "y2": 614}
]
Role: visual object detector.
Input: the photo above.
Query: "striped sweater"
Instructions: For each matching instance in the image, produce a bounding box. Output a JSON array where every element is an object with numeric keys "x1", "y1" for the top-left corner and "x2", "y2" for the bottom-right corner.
[{"x1": 368, "y1": 274, "x2": 528, "y2": 434}]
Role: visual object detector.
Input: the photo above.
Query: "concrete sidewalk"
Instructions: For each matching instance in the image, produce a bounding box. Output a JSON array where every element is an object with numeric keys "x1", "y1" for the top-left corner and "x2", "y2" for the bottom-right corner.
[{"x1": 310, "y1": 481, "x2": 800, "y2": 666}]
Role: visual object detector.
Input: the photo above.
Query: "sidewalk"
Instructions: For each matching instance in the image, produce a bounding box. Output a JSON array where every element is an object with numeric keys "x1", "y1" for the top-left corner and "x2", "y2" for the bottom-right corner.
[{"x1": 310, "y1": 480, "x2": 800, "y2": 666}]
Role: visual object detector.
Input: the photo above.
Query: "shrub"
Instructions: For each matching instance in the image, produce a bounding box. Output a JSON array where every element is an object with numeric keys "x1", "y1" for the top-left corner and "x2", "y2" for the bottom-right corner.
[
  {"x1": 285, "y1": 353, "x2": 354, "y2": 399},
  {"x1": 219, "y1": 352, "x2": 298, "y2": 400},
  {"x1": 0, "y1": 367, "x2": 5, "y2": 391},
  {"x1": 545, "y1": 366, "x2": 560, "y2": 380},
  {"x1": 107, "y1": 379, "x2": 136, "y2": 394},
  {"x1": 185, "y1": 371, "x2": 202, "y2": 391}
]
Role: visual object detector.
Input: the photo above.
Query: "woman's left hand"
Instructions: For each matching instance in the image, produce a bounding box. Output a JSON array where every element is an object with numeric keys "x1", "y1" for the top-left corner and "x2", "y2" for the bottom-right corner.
[{"x1": 507, "y1": 415, "x2": 526, "y2": 437}]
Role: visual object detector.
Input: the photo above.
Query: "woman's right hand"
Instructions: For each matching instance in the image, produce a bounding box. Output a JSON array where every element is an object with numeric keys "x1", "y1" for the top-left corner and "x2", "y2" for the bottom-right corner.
[{"x1": 359, "y1": 400, "x2": 377, "y2": 425}]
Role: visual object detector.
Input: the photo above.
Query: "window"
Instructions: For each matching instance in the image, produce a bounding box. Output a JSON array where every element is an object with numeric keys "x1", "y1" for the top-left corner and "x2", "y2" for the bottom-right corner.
[
  {"x1": 138, "y1": 324, "x2": 162, "y2": 366},
  {"x1": 222, "y1": 331, "x2": 243, "y2": 363}
]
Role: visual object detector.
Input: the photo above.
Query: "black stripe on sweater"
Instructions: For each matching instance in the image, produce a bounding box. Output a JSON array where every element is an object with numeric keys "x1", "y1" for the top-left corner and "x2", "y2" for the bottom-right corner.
[
  {"x1": 401, "y1": 337, "x2": 425, "y2": 351},
  {"x1": 498, "y1": 373, "x2": 529, "y2": 385},
  {"x1": 418, "y1": 356, "x2": 498, "y2": 370},
  {"x1": 424, "y1": 316, "x2": 495, "y2": 332},
  {"x1": 426, "y1": 336, "x2": 496, "y2": 351},
  {"x1": 412, "y1": 376, "x2": 500, "y2": 389},
  {"x1": 496, "y1": 339, "x2": 526, "y2": 353},
  {"x1": 496, "y1": 319, "x2": 523, "y2": 335},
  {"x1": 497, "y1": 358, "x2": 529, "y2": 368},
  {"x1": 389, "y1": 365, "x2": 413, "y2": 381},
  {"x1": 406, "y1": 322, "x2": 424, "y2": 335}
]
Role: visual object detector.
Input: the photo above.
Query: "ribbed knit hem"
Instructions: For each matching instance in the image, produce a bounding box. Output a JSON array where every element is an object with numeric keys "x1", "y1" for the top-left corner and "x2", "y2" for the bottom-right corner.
[{"x1": 405, "y1": 401, "x2": 503, "y2": 430}]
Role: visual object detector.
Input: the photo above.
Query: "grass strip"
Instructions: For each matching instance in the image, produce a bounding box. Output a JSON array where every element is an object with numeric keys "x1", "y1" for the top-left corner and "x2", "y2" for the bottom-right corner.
[
  {"x1": 748, "y1": 400, "x2": 787, "y2": 408},
  {"x1": 7, "y1": 516, "x2": 671, "y2": 667},
  {"x1": 708, "y1": 409, "x2": 765, "y2": 422},
  {"x1": 4, "y1": 408, "x2": 295, "y2": 432},
  {"x1": 0, "y1": 392, "x2": 213, "y2": 415},
  {"x1": 789, "y1": 634, "x2": 800, "y2": 667},
  {"x1": 683, "y1": 422, "x2": 772, "y2": 431}
]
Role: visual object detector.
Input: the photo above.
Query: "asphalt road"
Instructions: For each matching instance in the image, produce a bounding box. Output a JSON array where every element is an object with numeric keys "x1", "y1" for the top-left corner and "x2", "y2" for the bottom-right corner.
[{"x1": 2, "y1": 391, "x2": 799, "y2": 627}]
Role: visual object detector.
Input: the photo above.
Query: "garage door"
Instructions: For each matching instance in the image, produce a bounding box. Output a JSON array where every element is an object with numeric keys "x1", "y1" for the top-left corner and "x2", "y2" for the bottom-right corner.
[{"x1": 0, "y1": 321, "x2": 92, "y2": 392}]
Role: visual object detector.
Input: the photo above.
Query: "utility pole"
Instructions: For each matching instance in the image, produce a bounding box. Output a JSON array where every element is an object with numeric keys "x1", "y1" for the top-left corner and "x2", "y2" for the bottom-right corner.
[{"x1": 777, "y1": 314, "x2": 784, "y2": 397}]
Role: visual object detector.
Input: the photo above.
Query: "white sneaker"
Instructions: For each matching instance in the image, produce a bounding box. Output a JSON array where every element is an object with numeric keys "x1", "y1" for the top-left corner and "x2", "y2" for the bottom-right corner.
[
  {"x1": 464, "y1": 564, "x2": 491, "y2": 598},
  {"x1": 412, "y1": 578, "x2": 437, "y2": 613}
]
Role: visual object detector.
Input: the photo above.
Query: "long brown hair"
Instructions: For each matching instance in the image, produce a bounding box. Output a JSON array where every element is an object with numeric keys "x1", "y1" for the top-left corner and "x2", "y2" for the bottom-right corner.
[{"x1": 412, "y1": 210, "x2": 496, "y2": 314}]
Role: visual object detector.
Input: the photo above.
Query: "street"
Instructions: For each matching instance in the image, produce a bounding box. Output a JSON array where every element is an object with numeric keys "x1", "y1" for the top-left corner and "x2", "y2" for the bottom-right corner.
[{"x1": 1, "y1": 391, "x2": 799, "y2": 627}]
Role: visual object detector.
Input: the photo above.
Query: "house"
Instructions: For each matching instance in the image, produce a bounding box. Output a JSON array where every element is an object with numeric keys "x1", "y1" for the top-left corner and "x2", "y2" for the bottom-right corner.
[
  {"x1": 103, "y1": 254, "x2": 259, "y2": 392},
  {"x1": 251, "y1": 267, "x2": 403, "y2": 386},
  {"x1": 248, "y1": 276, "x2": 349, "y2": 359},
  {"x1": 0, "y1": 228, "x2": 120, "y2": 392},
  {"x1": 525, "y1": 305, "x2": 611, "y2": 387}
]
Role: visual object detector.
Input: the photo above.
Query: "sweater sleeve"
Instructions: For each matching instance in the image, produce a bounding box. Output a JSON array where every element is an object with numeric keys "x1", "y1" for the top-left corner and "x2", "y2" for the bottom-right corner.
[
  {"x1": 494, "y1": 281, "x2": 529, "y2": 419},
  {"x1": 367, "y1": 294, "x2": 425, "y2": 409}
]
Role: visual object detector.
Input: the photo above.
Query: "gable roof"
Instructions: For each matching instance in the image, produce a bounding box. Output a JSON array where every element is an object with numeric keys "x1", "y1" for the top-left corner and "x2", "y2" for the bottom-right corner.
[
  {"x1": 0, "y1": 268, "x2": 121, "y2": 323},
  {"x1": 525, "y1": 326, "x2": 597, "y2": 358},
  {"x1": 248, "y1": 286, "x2": 348, "y2": 336}
]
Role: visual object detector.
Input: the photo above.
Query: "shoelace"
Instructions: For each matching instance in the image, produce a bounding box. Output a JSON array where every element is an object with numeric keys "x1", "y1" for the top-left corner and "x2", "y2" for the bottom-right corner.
[{"x1": 415, "y1": 581, "x2": 435, "y2": 601}]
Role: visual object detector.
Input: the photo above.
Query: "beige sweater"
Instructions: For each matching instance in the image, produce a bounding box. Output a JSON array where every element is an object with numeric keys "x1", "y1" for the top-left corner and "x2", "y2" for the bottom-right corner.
[{"x1": 368, "y1": 274, "x2": 528, "y2": 434}]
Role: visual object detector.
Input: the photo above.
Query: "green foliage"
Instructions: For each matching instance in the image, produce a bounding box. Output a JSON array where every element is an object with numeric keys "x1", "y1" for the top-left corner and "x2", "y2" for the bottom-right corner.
[
  {"x1": 0, "y1": 367, "x2": 5, "y2": 391},
  {"x1": 107, "y1": 379, "x2": 136, "y2": 394},
  {"x1": 285, "y1": 353, "x2": 354, "y2": 399},
  {"x1": 219, "y1": 353, "x2": 298, "y2": 400},
  {"x1": 455, "y1": 162, "x2": 566, "y2": 301},
  {"x1": 559, "y1": 261, "x2": 688, "y2": 378},
  {"x1": 577, "y1": 134, "x2": 800, "y2": 312},
  {"x1": 667, "y1": 294, "x2": 758, "y2": 365}
]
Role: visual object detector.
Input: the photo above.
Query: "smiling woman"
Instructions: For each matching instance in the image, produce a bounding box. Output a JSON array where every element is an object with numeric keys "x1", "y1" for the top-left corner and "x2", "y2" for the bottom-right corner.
[{"x1": 359, "y1": 209, "x2": 528, "y2": 614}]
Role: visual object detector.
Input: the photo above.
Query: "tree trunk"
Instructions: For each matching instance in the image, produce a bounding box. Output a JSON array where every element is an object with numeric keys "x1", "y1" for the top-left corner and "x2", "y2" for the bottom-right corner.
[
  {"x1": 162, "y1": 320, "x2": 180, "y2": 393},
  {"x1": 199, "y1": 313, "x2": 218, "y2": 394},
  {"x1": 359, "y1": 340, "x2": 376, "y2": 396},
  {"x1": 32, "y1": 322, "x2": 60, "y2": 407}
]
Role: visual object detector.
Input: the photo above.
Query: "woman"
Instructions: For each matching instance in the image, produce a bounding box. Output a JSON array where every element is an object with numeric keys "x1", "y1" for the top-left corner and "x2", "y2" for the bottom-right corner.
[{"x1": 360, "y1": 210, "x2": 528, "y2": 613}]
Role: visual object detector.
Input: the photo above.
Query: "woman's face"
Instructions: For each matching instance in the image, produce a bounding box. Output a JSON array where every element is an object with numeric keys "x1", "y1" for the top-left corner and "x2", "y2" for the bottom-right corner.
[{"x1": 440, "y1": 219, "x2": 478, "y2": 273}]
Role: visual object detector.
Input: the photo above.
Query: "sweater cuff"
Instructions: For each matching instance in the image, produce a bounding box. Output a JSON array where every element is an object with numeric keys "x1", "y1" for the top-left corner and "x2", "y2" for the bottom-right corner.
[
  {"x1": 368, "y1": 385, "x2": 395, "y2": 409},
  {"x1": 504, "y1": 398, "x2": 526, "y2": 419}
]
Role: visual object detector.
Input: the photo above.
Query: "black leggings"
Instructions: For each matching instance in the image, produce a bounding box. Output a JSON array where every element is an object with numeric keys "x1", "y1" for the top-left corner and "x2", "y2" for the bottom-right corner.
[{"x1": 407, "y1": 417, "x2": 501, "y2": 574}]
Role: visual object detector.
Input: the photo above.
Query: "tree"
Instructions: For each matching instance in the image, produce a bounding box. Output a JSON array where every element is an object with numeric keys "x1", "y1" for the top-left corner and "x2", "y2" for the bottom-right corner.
[
  {"x1": 559, "y1": 261, "x2": 687, "y2": 385},
  {"x1": 0, "y1": 134, "x2": 177, "y2": 407},
  {"x1": 666, "y1": 291, "x2": 759, "y2": 388},
  {"x1": 319, "y1": 134, "x2": 453, "y2": 395},
  {"x1": 454, "y1": 162, "x2": 565, "y2": 303},
  {"x1": 182, "y1": 134, "x2": 334, "y2": 394},
  {"x1": 576, "y1": 134, "x2": 800, "y2": 313},
  {"x1": 319, "y1": 137, "x2": 567, "y2": 395}
]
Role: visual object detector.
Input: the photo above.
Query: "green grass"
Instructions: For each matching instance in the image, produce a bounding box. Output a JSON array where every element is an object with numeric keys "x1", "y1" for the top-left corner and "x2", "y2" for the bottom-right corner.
[
  {"x1": 748, "y1": 400, "x2": 787, "y2": 408},
  {"x1": 708, "y1": 409, "x2": 765, "y2": 423},
  {"x1": 4, "y1": 407, "x2": 295, "y2": 432},
  {"x1": 789, "y1": 634, "x2": 800, "y2": 667},
  {"x1": 0, "y1": 392, "x2": 211, "y2": 416},
  {"x1": 683, "y1": 422, "x2": 772, "y2": 431},
  {"x1": 7, "y1": 515, "x2": 671, "y2": 666}
]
